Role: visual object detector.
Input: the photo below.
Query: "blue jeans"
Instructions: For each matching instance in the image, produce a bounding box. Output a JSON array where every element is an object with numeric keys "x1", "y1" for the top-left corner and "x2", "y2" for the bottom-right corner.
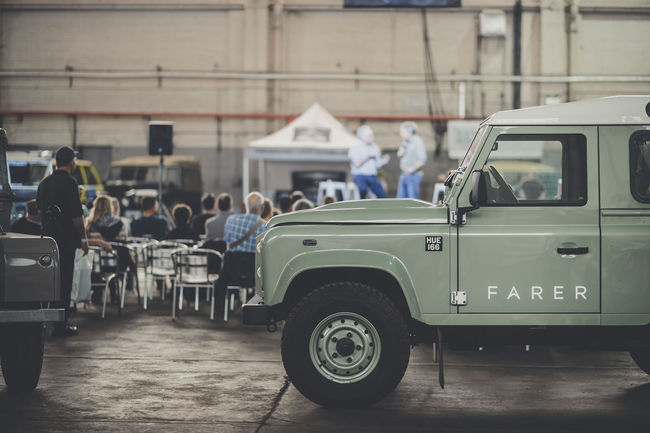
[
  {"x1": 353, "y1": 174, "x2": 387, "y2": 199},
  {"x1": 397, "y1": 172, "x2": 423, "y2": 199}
]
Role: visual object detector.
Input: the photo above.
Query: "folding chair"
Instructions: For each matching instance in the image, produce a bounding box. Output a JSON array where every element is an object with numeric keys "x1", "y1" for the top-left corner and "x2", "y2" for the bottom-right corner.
[
  {"x1": 171, "y1": 238, "x2": 198, "y2": 247},
  {"x1": 109, "y1": 241, "x2": 141, "y2": 309},
  {"x1": 214, "y1": 251, "x2": 255, "y2": 321},
  {"x1": 89, "y1": 246, "x2": 122, "y2": 319},
  {"x1": 171, "y1": 248, "x2": 223, "y2": 320},
  {"x1": 199, "y1": 239, "x2": 227, "y2": 254},
  {"x1": 127, "y1": 237, "x2": 158, "y2": 309},
  {"x1": 144, "y1": 241, "x2": 188, "y2": 308}
]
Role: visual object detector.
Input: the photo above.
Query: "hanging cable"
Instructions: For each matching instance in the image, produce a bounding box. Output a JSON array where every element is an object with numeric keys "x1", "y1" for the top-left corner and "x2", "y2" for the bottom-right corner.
[{"x1": 421, "y1": 8, "x2": 447, "y2": 158}]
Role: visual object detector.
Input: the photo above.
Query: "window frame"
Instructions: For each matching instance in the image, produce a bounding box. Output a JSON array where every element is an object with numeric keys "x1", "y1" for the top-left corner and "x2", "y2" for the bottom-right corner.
[
  {"x1": 629, "y1": 130, "x2": 650, "y2": 204},
  {"x1": 481, "y1": 133, "x2": 588, "y2": 208}
]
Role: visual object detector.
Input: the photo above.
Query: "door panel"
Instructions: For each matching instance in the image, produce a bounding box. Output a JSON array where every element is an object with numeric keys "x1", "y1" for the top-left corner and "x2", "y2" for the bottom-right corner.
[
  {"x1": 600, "y1": 126, "x2": 650, "y2": 314},
  {"x1": 459, "y1": 209, "x2": 599, "y2": 313},
  {"x1": 457, "y1": 126, "x2": 600, "y2": 314}
]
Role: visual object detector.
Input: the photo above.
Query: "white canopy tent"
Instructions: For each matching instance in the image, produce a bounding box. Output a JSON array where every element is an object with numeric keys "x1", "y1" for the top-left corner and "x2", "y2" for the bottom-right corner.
[{"x1": 243, "y1": 103, "x2": 358, "y2": 200}]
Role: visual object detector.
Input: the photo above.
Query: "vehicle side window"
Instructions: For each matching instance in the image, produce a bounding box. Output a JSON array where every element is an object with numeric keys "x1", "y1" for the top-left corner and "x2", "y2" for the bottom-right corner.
[
  {"x1": 630, "y1": 130, "x2": 650, "y2": 203},
  {"x1": 8, "y1": 162, "x2": 49, "y2": 186},
  {"x1": 167, "y1": 167, "x2": 181, "y2": 188},
  {"x1": 72, "y1": 166, "x2": 84, "y2": 185},
  {"x1": 482, "y1": 134, "x2": 587, "y2": 206},
  {"x1": 88, "y1": 166, "x2": 101, "y2": 185},
  {"x1": 110, "y1": 167, "x2": 132, "y2": 181}
]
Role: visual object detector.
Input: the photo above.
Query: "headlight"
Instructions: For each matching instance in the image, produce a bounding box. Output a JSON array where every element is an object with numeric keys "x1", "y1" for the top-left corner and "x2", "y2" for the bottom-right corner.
[{"x1": 39, "y1": 255, "x2": 53, "y2": 267}]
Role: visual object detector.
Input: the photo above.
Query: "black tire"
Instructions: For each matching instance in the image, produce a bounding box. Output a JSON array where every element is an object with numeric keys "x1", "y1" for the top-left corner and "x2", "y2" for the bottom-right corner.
[
  {"x1": 630, "y1": 349, "x2": 650, "y2": 376},
  {"x1": 281, "y1": 282, "x2": 410, "y2": 408},
  {"x1": 1, "y1": 323, "x2": 45, "y2": 392}
]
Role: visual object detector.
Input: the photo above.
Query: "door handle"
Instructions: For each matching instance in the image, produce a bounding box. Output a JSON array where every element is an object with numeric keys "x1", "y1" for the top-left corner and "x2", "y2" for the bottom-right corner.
[{"x1": 556, "y1": 247, "x2": 589, "y2": 255}]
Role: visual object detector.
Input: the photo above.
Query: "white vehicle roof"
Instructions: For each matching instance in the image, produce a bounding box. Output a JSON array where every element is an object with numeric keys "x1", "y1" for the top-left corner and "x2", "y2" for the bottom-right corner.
[
  {"x1": 484, "y1": 95, "x2": 650, "y2": 126},
  {"x1": 6, "y1": 151, "x2": 52, "y2": 162}
]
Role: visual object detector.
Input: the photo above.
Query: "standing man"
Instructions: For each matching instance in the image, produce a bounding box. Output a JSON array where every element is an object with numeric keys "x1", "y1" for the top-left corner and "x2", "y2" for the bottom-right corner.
[
  {"x1": 348, "y1": 125, "x2": 389, "y2": 199},
  {"x1": 396, "y1": 122, "x2": 427, "y2": 199},
  {"x1": 37, "y1": 146, "x2": 88, "y2": 337}
]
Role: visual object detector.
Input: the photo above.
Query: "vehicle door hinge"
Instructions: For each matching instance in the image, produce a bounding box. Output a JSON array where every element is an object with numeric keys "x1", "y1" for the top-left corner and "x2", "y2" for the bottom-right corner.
[
  {"x1": 449, "y1": 210, "x2": 467, "y2": 226},
  {"x1": 451, "y1": 291, "x2": 467, "y2": 306}
]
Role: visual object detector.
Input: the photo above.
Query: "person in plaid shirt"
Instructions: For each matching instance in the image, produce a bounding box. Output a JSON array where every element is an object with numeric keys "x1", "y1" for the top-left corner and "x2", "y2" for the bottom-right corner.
[
  {"x1": 214, "y1": 192, "x2": 267, "y2": 298},
  {"x1": 223, "y1": 192, "x2": 267, "y2": 252}
]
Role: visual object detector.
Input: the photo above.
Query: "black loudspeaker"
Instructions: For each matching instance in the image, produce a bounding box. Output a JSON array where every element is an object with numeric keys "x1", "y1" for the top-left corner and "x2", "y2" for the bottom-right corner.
[{"x1": 148, "y1": 122, "x2": 173, "y2": 155}]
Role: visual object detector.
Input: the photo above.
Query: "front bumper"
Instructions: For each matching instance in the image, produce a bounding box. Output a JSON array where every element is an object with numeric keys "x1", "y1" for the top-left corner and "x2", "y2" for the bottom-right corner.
[
  {"x1": 0, "y1": 308, "x2": 65, "y2": 323},
  {"x1": 242, "y1": 294, "x2": 268, "y2": 325}
]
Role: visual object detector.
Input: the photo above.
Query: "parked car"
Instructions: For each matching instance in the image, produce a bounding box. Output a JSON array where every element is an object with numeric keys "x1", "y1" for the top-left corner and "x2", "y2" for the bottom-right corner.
[
  {"x1": 106, "y1": 155, "x2": 202, "y2": 213},
  {"x1": 244, "y1": 96, "x2": 650, "y2": 407}
]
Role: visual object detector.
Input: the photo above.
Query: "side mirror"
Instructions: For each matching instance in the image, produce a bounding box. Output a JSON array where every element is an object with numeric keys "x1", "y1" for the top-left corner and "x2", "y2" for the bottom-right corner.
[
  {"x1": 443, "y1": 170, "x2": 456, "y2": 187},
  {"x1": 469, "y1": 170, "x2": 487, "y2": 208}
]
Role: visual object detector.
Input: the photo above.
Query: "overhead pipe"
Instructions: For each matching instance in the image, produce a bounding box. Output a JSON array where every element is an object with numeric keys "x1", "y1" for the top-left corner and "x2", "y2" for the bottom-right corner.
[
  {"x1": 0, "y1": 110, "x2": 463, "y2": 122},
  {"x1": 0, "y1": 70, "x2": 648, "y2": 83}
]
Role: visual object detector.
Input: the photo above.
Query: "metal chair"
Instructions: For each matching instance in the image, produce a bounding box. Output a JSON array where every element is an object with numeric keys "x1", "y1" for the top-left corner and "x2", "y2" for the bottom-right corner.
[
  {"x1": 171, "y1": 248, "x2": 223, "y2": 320},
  {"x1": 214, "y1": 251, "x2": 255, "y2": 321},
  {"x1": 144, "y1": 241, "x2": 188, "y2": 308},
  {"x1": 171, "y1": 238, "x2": 199, "y2": 247},
  {"x1": 127, "y1": 237, "x2": 158, "y2": 309},
  {"x1": 109, "y1": 241, "x2": 141, "y2": 309},
  {"x1": 89, "y1": 246, "x2": 122, "y2": 319}
]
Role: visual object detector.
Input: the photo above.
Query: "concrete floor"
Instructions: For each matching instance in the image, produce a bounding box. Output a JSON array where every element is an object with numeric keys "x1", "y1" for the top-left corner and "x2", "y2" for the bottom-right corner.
[{"x1": 2, "y1": 295, "x2": 650, "y2": 433}]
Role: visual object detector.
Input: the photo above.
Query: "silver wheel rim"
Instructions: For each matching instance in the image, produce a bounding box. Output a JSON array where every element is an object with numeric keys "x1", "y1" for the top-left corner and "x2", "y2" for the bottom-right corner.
[{"x1": 309, "y1": 312, "x2": 381, "y2": 384}]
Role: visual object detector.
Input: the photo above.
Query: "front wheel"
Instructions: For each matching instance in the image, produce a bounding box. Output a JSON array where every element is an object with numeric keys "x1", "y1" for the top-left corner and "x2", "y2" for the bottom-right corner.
[
  {"x1": 630, "y1": 349, "x2": 650, "y2": 376},
  {"x1": 281, "y1": 282, "x2": 410, "y2": 407},
  {"x1": 1, "y1": 323, "x2": 45, "y2": 392}
]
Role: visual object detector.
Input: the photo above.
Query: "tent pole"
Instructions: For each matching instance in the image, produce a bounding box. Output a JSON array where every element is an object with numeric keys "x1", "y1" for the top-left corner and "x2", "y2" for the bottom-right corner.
[
  {"x1": 258, "y1": 160, "x2": 265, "y2": 197},
  {"x1": 243, "y1": 148, "x2": 249, "y2": 203}
]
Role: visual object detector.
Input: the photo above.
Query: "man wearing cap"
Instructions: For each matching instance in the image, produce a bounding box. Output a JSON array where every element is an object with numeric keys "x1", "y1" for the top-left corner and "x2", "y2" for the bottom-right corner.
[{"x1": 37, "y1": 146, "x2": 88, "y2": 337}]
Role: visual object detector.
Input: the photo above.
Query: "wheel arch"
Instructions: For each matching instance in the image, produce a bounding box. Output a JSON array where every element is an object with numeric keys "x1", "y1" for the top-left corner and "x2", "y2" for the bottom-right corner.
[
  {"x1": 269, "y1": 249, "x2": 423, "y2": 331},
  {"x1": 282, "y1": 266, "x2": 415, "y2": 318}
]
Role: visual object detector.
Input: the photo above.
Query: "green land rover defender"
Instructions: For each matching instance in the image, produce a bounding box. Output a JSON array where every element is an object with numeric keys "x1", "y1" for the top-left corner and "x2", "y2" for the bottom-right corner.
[{"x1": 243, "y1": 96, "x2": 650, "y2": 407}]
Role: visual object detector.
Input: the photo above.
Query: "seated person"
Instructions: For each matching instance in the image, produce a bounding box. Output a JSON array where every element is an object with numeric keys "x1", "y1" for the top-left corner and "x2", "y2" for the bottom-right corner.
[
  {"x1": 86, "y1": 195, "x2": 126, "y2": 241},
  {"x1": 110, "y1": 196, "x2": 131, "y2": 237},
  {"x1": 277, "y1": 195, "x2": 293, "y2": 214},
  {"x1": 293, "y1": 198, "x2": 314, "y2": 212},
  {"x1": 190, "y1": 193, "x2": 217, "y2": 236},
  {"x1": 205, "y1": 193, "x2": 234, "y2": 240},
  {"x1": 261, "y1": 198, "x2": 274, "y2": 222},
  {"x1": 214, "y1": 192, "x2": 267, "y2": 295},
  {"x1": 131, "y1": 197, "x2": 170, "y2": 240},
  {"x1": 86, "y1": 195, "x2": 134, "y2": 303},
  {"x1": 10, "y1": 199, "x2": 41, "y2": 236},
  {"x1": 166, "y1": 204, "x2": 199, "y2": 242}
]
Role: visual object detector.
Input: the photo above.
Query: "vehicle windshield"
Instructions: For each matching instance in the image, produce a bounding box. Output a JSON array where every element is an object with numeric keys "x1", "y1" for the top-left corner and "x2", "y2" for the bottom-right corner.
[
  {"x1": 459, "y1": 124, "x2": 488, "y2": 173},
  {"x1": 8, "y1": 161, "x2": 49, "y2": 186}
]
